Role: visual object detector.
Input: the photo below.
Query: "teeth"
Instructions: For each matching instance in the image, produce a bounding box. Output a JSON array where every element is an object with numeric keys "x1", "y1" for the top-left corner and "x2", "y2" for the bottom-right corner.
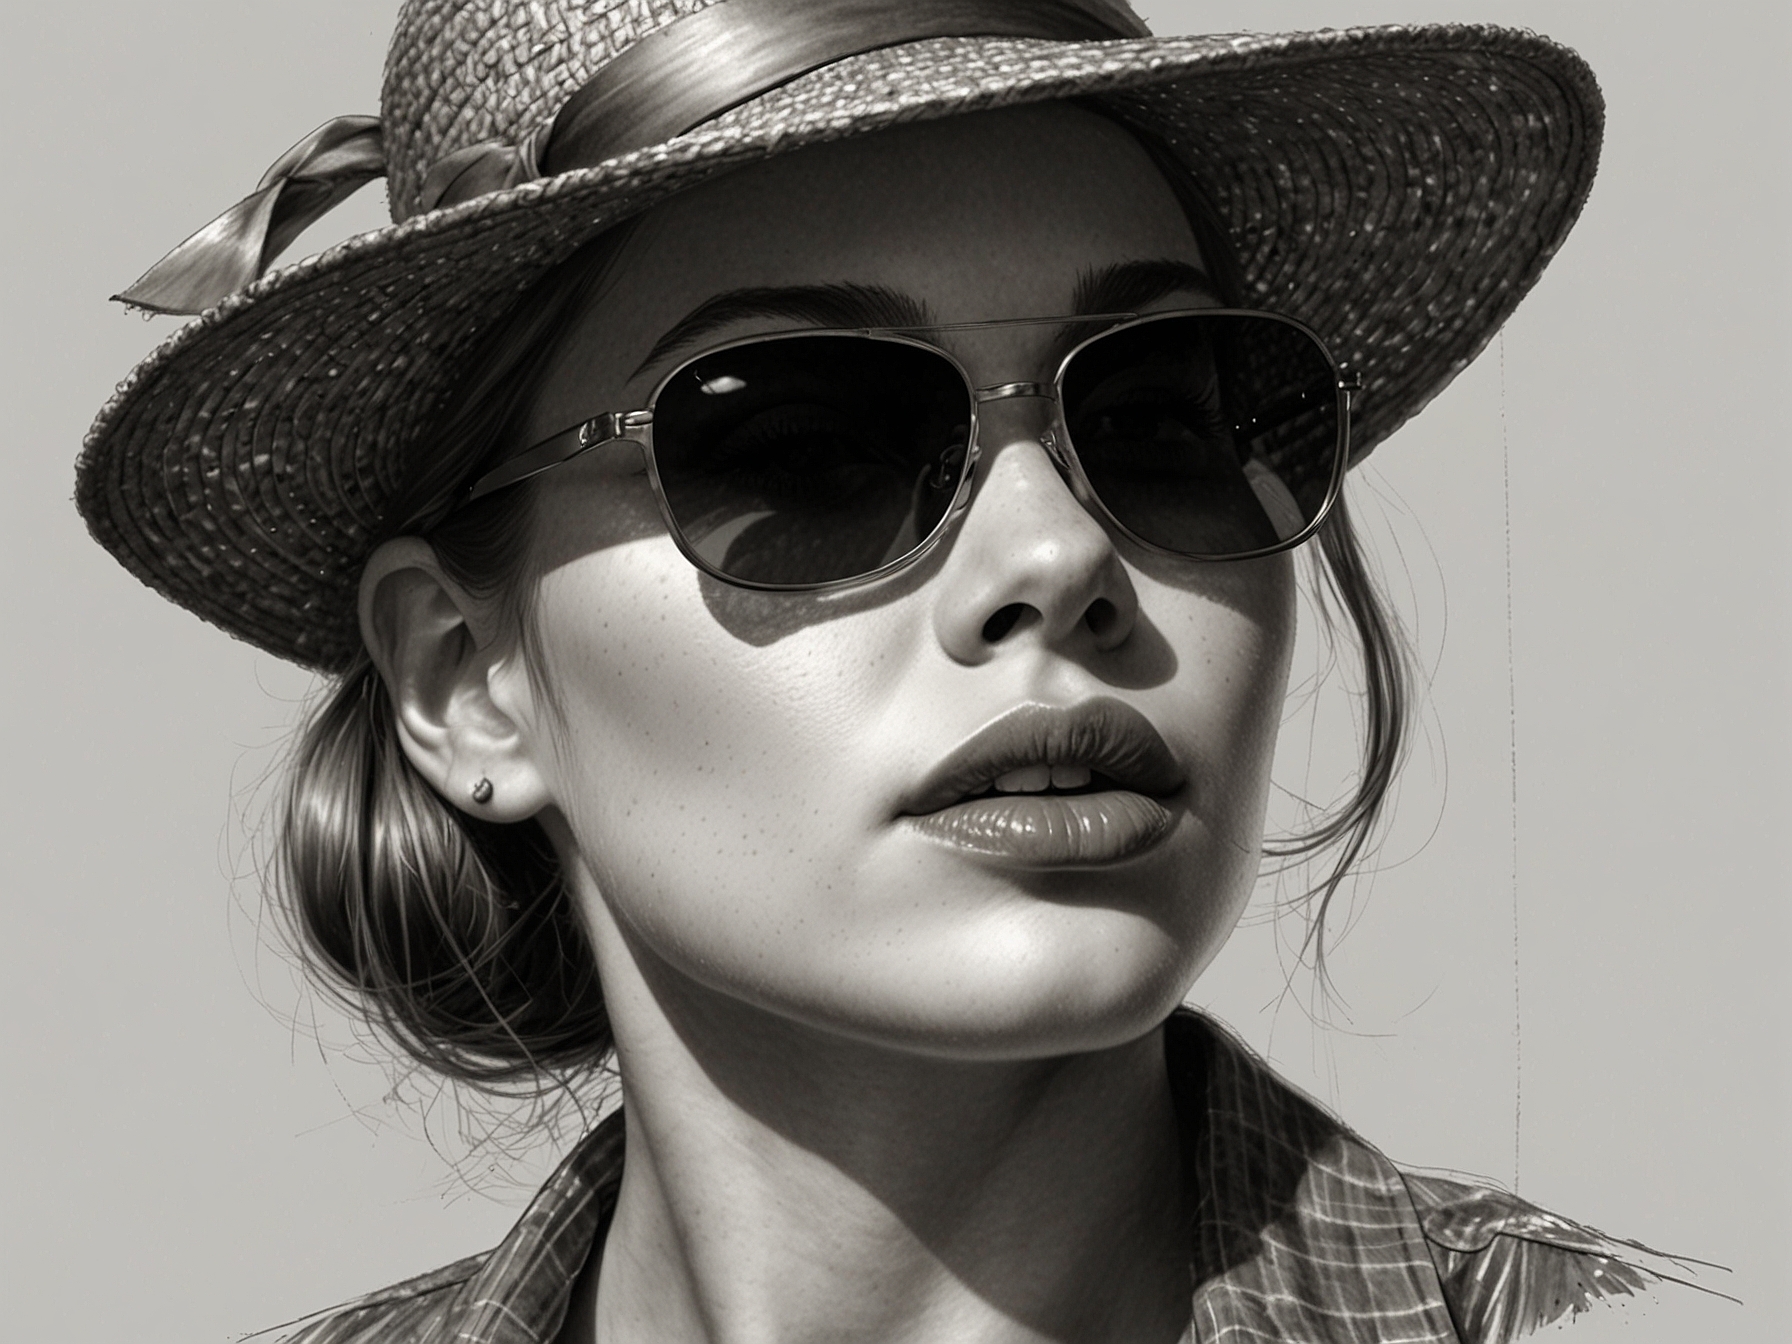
[
  {"x1": 986, "y1": 763, "x2": 1095, "y2": 795},
  {"x1": 1051, "y1": 764, "x2": 1092, "y2": 790},
  {"x1": 993, "y1": 764, "x2": 1052, "y2": 794}
]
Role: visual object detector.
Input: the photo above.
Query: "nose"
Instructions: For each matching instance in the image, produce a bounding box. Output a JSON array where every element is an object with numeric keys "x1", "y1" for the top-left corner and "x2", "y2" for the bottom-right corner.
[{"x1": 931, "y1": 398, "x2": 1139, "y2": 665}]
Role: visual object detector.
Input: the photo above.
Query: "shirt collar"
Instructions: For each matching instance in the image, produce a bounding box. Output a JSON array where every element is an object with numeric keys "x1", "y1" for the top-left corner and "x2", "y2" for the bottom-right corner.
[
  {"x1": 446, "y1": 1010, "x2": 1461, "y2": 1343},
  {"x1": 283, "y1": 1009, "x2": 1696, "y2": 1344}
]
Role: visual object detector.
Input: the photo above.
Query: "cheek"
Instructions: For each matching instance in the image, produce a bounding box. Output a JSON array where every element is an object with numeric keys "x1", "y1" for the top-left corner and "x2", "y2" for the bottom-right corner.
[
  {"x1": 1137, "y1": 558, "x2": 1296, "y2": 949},
  {"x1": 526, "y1": 541, "x2": 919, "y2": 953},
  {"x1": 1139, "y1": 548, "x2": 1297, "y2": 784},
  {"x1": 1150, "y1": 552, "x2": 1296, "y2": 808}
]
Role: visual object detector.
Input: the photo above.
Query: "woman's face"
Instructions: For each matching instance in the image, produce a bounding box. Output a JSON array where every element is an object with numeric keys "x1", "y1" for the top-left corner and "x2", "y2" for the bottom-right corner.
[{"x1": 510, "y1": 104, "x2": 1296, "y2": 1060}]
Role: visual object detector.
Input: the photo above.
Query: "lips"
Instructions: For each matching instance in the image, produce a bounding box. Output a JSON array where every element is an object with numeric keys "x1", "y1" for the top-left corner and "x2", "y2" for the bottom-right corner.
[{"x1": 899, "y1": 699, "x2": 1184, "y2": 865}]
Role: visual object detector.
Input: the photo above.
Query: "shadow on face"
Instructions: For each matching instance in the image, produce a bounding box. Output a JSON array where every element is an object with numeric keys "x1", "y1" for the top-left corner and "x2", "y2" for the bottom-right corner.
[
  {"x1": 524, "y1": 436, "x2": 1285, "y2": 669},
  {"x1": 522, "y1": 99, "x2": 1281, "y2": 643}
]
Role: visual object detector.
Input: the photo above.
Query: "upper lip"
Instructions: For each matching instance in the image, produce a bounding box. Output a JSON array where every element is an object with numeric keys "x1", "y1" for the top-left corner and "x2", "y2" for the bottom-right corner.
[{"x1": 900, "y1": 699, "x2": 1184, "y2": 815}]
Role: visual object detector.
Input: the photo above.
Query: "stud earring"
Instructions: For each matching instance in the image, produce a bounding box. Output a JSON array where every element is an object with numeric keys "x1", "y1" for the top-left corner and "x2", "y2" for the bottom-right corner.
[{"x1": 471, "y1": 777, "x2": 494, "y2": 805}]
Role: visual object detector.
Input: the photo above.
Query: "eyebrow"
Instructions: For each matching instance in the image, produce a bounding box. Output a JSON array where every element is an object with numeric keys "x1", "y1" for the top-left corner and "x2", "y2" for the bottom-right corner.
[
  {"x1": 1073, "y1": 258, "x2": 1218, "y2": 319},
  {"x1": 634, "y1": 283, "x2": 933, "y2": 378},
  {"x1": 1044, "y1": 258, "x2": 1221, "y2": 366},
  {"x1": 632, "y1": 258, "x2": 1219, "y2": 381}
]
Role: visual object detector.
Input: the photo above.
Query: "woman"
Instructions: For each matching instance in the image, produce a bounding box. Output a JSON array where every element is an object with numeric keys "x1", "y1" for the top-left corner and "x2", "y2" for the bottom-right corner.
[{"x1": 77, "y1": 1, "x2": 1693, "y2": 1340}]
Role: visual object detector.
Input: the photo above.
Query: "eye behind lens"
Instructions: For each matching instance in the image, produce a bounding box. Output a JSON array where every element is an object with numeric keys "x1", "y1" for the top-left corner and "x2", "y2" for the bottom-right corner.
[
  {"x1": 652, "y1": 333, "x2": 975, "y2": 586},
  {"x1": 1062, "y1": 312, "x2": 1340, "y2": 557}
]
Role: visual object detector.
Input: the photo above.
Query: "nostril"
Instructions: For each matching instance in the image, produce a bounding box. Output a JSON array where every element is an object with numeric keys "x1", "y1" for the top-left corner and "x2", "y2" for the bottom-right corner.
[
  {"x1": 1084, "y1": 598, "x2": 1118, "y2": 638},
  {"x1": 981, "y1": 603, "x2": 1028, "y2": 643}
]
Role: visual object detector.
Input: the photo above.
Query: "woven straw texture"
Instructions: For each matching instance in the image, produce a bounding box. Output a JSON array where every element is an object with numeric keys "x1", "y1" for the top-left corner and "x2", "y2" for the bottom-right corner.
[{"x1": 77, "y1": 0, "x2": 1603, "y2": 670}]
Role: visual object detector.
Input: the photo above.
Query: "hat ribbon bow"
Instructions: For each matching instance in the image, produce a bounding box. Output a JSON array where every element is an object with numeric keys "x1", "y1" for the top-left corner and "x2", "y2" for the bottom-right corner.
[{"x1": 115, "y1": 116, "x2": 385, "y2": 316}]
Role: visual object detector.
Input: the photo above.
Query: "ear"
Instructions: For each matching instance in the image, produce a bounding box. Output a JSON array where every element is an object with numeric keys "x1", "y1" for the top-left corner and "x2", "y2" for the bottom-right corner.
[{"x1": 357, "y1": 537, "x2": 552, "y2": 823}]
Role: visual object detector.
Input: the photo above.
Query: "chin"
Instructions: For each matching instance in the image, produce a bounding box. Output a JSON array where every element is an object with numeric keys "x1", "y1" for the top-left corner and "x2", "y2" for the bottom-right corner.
[{"x1": 790, "y1": 905, "x2": 1220, "y2": 1063}]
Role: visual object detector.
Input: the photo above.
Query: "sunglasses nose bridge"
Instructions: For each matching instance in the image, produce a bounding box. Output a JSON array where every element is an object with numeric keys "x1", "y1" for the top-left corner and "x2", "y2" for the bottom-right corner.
[
  {"x1": 971, "y1": 377, "x2": 1074, "y2": 459},
  {"x1": 971, "y1": 379, "x2": 1085, "y2": 493},
  {"x1": 972, "y1": 380, "x2": 1052, "y2": 403}
]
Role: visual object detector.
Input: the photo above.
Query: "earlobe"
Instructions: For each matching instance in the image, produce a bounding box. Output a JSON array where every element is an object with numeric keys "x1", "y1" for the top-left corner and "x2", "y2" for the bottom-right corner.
[{"x1": 357, "y1": 538, "x2": 553, "y2": 823}]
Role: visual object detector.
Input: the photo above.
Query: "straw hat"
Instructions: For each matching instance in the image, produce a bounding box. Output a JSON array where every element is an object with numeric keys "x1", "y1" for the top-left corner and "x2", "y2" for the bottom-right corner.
[{"x1": 76, "y1": 0, "x2": 1602, "y2": 671}]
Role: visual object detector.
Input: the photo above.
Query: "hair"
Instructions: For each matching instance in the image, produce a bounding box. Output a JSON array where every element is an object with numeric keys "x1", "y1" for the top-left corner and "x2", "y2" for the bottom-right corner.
[{"x1": 275, "y1": 113, "x2": 1414, "y2": 1088}]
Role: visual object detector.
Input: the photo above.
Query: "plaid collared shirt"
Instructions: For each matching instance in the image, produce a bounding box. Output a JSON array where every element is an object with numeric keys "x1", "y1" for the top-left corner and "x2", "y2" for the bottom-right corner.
[{"x1": 275, "y1": 1011, "x2": 1682, "y2": 1344}]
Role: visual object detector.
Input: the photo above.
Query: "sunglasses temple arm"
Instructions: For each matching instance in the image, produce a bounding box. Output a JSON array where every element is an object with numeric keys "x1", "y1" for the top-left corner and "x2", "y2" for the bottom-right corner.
[{"x1": 461, "y1": 410, "x2": 652, "y2": 503}]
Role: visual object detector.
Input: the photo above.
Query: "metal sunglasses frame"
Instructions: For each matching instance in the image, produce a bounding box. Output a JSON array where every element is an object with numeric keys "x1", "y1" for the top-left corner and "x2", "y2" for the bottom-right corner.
[{"x1": 461, "y1": 307, "x2": 1360, "y2": 592}]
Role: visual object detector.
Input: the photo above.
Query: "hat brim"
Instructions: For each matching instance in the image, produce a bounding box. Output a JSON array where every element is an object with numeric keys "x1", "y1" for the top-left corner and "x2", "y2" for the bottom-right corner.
[{"x1": 77, "y1": 24, "x2": 1601, "y2": 671}]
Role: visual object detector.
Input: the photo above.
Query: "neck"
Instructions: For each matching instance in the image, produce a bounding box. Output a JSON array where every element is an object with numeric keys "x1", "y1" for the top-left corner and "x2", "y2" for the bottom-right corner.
[{"x1": 562, "y1": 922, "x2": 1193, "y2": 1344}]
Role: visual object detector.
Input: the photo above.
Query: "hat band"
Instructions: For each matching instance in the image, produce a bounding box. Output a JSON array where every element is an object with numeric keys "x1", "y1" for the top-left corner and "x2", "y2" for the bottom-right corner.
[
  {"x1": 421, "y1": 0, "x2": 1149, "y2": 213},
  {"x1": 542, "y1": 0, "x2": 1149, "y2": 176}
]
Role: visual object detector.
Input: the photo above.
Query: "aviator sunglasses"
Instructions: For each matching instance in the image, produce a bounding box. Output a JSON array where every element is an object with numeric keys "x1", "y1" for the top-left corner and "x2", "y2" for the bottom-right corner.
[{"x1": 464, "y1": 309, "x2": 1359, "y2": 589}]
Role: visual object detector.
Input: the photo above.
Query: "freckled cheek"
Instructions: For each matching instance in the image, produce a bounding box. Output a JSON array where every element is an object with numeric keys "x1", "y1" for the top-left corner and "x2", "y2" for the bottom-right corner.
[
  {"x1": 1151, "y1": 572, "x2": 1295, "y2": 825},
  {"x1": 1223, "y1": 608, "x2": 1296, "y2": 761},
  {"x1": 525, "y1": 558, "x2": 898, "y2": 898}
]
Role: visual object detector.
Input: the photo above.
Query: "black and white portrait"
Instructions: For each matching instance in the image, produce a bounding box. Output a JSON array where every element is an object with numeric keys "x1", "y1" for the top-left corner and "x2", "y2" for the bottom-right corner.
[{"x1": 2, "y1": 2, "x2": 1781, "y2": 1342}]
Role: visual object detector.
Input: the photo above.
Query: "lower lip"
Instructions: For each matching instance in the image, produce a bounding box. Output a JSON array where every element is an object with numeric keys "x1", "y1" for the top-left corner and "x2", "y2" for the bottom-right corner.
[{"x1": 903, "y1": 792, "x2": 1175, "y2": 866}]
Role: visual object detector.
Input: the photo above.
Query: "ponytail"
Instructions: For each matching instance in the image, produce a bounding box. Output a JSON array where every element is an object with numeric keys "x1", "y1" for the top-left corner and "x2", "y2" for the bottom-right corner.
[{"x1": 279, "y1": 657, "x2": 610, "y2": 1083}]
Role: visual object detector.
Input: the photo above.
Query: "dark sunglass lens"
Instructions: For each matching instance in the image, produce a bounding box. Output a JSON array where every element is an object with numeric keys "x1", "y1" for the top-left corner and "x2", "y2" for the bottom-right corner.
[
  {"x1": 651, "y1": 336, "x2": 972, "y2": 585},
  {"x1": 1061, "y1": 314, "x2": 1340, "y2": 557}
]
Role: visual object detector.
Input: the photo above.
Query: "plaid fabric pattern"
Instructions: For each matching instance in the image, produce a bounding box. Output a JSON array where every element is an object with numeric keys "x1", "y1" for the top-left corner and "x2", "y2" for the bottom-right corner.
[{"x1": 278, "y1": 1011, "x2": 1671, "y2": 1343}]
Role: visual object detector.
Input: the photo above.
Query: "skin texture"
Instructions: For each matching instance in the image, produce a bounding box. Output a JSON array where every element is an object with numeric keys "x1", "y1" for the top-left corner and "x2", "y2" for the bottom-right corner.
[{"x1": 362, "y1": 105, "x2": 1297, "y2": 1344}]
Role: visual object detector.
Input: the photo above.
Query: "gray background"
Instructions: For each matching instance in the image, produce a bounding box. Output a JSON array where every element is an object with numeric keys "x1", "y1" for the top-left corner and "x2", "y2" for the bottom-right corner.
[{"x1": 2, "y1": 2, "x2": 1784, "y2": 1340}]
